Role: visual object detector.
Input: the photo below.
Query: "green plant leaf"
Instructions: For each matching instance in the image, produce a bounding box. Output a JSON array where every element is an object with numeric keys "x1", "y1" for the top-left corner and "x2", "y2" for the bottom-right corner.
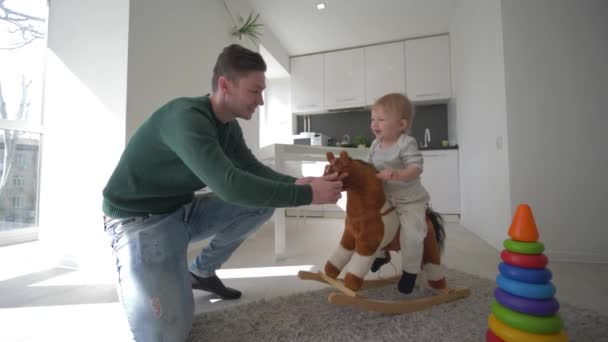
[{"x1": 233, "y1": 10, "x2": 263, "y2": 45}]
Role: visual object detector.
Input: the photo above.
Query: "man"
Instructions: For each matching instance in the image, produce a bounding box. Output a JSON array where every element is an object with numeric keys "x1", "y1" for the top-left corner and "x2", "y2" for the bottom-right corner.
[{"x1": 102, "y1": 44, "x2": 344, "y2": 341}]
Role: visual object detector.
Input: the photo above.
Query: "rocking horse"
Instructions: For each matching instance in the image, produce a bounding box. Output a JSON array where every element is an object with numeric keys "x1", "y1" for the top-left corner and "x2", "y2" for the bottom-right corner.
[{"x1": 298, "y1": 151, "x2": 470, "y2": 314}]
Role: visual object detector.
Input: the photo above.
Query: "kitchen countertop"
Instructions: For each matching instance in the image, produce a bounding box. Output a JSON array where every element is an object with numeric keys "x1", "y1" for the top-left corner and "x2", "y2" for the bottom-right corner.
[
  {"x1": 258, "y1": 143, "x2": 369, "y2": 162},
  {"x1": 419, "y1": 145, "x2": 459, "y2": 151},
  {"x1": 258, "y1": 143, "x2": 458, "y2": 164}
]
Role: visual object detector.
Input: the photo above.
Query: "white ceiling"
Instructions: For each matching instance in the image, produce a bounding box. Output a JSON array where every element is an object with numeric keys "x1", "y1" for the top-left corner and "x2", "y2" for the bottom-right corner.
[{"x1": 247, "y1": 0, "x2": 456, "y2": 56}]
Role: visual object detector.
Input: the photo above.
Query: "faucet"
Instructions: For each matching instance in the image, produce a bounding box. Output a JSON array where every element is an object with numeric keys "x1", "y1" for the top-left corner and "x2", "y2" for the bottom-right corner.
[{"x1": 421, "y1": 128, "x2": 431, "y2": 148}]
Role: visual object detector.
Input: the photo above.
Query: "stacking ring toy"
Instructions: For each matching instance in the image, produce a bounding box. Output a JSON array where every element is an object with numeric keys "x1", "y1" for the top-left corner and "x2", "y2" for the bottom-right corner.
[
  {"x1": 501, "y1": 250, "x2": 548, "y2": 268},
  {"x1": 503, "y1": 239, "x2": 544, "y2": 254},
  {"x1": 498, "y1": 262, "x2": 552, "y2": 283},
  {"x1": 491, "y1": 300, "x2": 563, "y2": 334},
  {"x1": 485, "y1": 329, "x2": 502, "y2": 342},
  {"x1": 496, "y1": 275, "x2": 555, "y2": 299},
  {"x1": 494, "y1": 288, "x2": 560, "y2": 316},
  {"x1": 488, "y1": 314, "x2": 568, "y2": 342}
]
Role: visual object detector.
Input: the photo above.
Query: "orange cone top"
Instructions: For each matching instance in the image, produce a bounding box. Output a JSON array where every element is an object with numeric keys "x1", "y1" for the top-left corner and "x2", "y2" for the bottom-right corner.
[{"x1": 508, "y1": 204, "x2": 539, "y2": 242}]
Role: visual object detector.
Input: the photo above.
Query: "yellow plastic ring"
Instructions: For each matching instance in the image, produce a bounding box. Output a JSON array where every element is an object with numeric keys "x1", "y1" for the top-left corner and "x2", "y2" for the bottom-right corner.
[{"x1": 488, "y1": 314, "x2": 568, "y2": 342}]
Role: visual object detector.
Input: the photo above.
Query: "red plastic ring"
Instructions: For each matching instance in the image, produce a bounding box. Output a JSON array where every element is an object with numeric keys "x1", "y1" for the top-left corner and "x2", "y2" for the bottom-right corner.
[
  {"x1": 486, "y1": 329, "x2": 504, "y2": 342},
  {"x1": 500, "y1": 250, "x2": 548, "y2": 269}
]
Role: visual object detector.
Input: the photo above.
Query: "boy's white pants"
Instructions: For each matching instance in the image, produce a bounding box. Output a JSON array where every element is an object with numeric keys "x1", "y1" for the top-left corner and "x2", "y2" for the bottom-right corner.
[{"x1": 395, "y1": 201, "x2": 428, "y2": 274}]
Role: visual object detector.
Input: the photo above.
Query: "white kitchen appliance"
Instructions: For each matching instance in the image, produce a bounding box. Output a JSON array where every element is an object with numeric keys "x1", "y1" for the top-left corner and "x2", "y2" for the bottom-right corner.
[
  {"x1": 293, "y1": 132, "x2": 329, "y2": 146},
  {"x1": 310, "y1": 133, "x2": 329, "y2": 146}
]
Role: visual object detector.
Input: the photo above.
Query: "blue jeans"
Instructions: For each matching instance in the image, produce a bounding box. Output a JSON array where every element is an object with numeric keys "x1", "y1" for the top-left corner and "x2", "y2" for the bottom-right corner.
[{"x1": 104, "y1": 193, "x2": 274, "y2": 341}]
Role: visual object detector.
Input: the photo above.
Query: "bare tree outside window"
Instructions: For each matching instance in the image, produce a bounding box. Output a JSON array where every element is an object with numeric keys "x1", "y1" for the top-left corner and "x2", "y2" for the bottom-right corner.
[
  {"x1": 0, "y1": 0, "x2": 47, "y2": 236},
  {"x1": 0, "y1": 0, "x2": 46, "y2": 50}
]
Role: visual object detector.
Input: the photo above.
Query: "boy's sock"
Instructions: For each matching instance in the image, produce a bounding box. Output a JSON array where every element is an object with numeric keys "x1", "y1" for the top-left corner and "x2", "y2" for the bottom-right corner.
[
  {"x1": 398, "y1": 271, "x2": 417, "y2": 294},
  {"x1": 190, "y1": 272, "x2": 241, "y2": 300}
]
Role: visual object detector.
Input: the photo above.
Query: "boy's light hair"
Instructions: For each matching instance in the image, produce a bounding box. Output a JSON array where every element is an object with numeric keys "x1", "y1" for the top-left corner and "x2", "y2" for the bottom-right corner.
[{"x1": 372, "y1": 93, "x2": 415, "y2": 132}]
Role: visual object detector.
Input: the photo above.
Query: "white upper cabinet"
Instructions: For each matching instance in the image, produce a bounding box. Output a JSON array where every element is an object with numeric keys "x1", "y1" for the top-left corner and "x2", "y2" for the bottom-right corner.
[
  {"x1": 421, "y1": 150, "x2": 460, "y2": 214},
  {"x1": 405, "y1": 35, "x2": 451, "y2": 102},
  {"x1": 290, "y1": 54, "x2": 324, "y2": 113},
  {"x1": 364, "y1": 42, "x2": 406, "y2": 105},
  {"x1": 324, "y1": 48, "x2": 365, "y2": 109}
]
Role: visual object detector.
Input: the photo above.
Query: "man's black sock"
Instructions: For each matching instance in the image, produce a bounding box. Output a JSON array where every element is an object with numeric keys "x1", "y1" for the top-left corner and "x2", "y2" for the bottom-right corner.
[{"x1": 190, "y1": 272, "x2": 242, "y2": 300}]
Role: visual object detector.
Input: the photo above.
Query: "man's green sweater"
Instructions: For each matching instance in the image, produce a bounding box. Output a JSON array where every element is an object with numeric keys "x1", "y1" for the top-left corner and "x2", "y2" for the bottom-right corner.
[{"x1": 103, "y1": 96, "x2": 312, "y2": 218}]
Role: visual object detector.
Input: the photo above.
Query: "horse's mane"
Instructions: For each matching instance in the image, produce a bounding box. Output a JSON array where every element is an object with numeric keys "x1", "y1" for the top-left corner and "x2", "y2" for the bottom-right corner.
[{"x1": 350, "y1": 159, "x2": 376, "y2": 172}]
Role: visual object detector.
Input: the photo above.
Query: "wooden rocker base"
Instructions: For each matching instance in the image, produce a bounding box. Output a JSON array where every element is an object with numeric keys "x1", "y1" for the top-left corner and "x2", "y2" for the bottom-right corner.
[{"x1": 298, "y1": 271, "x2": 471, "y2": 314}]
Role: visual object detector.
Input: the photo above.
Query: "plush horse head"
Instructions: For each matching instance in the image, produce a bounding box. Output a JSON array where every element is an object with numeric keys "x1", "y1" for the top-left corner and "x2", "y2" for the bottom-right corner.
[
  {"x1": 325, "y1": 151, "x2": 385, "y2": 214},
  {"x1": 323, "y1": 150, "x2": 447, "y2": 293}
]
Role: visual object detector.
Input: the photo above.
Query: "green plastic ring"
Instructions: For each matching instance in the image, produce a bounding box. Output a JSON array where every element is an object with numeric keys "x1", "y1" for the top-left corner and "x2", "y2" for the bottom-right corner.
[
  {"x1": 491, "y1": 301, "x2": 563, "y2": 334},
  {"x1": 503, "y1": 239, "x2": 544, "y2": 254}
]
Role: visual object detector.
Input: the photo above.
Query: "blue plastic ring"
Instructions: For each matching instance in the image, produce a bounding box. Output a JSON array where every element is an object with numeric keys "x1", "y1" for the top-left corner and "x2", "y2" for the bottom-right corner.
[
  {"x1": 496, "y1": 275, "x2": 556, "y2": 299},
  {"x1": 499, "y1": 262, "x2": 552, "y2": 284}
]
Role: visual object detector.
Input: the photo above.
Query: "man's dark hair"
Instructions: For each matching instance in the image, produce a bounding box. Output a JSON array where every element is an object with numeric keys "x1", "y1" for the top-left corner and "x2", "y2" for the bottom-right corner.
[{"x1": 212, "y1": 44, "x2": 267, "y2": 92}]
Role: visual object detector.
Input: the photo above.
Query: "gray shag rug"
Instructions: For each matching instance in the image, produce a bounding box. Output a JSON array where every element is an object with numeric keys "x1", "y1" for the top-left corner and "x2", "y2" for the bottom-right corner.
[{"x1": 188, "y1": 269, "x2": 607, "y2": 341}]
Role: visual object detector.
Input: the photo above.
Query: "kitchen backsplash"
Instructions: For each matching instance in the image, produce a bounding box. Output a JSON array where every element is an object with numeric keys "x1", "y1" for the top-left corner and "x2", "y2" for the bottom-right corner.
[{"x1": 295, "y1": 104, "x2": 448, "y2": 148}]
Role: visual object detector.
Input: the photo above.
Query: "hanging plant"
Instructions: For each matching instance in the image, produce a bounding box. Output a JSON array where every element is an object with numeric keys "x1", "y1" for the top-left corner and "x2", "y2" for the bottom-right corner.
[{"x1": 232, "y1": 11, "x2": 264, "y2": 46}]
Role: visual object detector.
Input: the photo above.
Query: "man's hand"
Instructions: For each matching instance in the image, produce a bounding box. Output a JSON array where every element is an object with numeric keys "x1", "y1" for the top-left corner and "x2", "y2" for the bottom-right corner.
[
  {"x1": 295, "y1": 177, "x2": 314, "y2": 185},
  {"x1": 296, "y1": 171, "x2": 348, "y2": 186},
  {"x1": 309, "y1": 172, "x2": 345, "y2": 204}
]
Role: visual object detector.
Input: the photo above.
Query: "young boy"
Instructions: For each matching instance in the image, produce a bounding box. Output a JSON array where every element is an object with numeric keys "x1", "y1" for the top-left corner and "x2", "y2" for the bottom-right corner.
[{"x1": 367, "y1": 93, "x2": 430, "y2": 294}]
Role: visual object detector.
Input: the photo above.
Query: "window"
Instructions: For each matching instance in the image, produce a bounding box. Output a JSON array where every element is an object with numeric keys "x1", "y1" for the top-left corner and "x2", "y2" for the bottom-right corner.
[
  {"x1": 13, "y1": 175, "x2": 24, "y2": 187},
  {"x1": 13, "y1": 195, "x2": 24, "y2": 209},
  {"x1": 0, "y1": 0, "x2": 48, "y2": 244}
]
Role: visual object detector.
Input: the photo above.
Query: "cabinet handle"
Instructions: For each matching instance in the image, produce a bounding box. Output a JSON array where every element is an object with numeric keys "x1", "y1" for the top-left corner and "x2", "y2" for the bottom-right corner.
[
  {"x1": 336, "y1": 97, "x2": 356, "y2": 102},
  {"x1": 415, "y1": 93, "x2": 440, "y2": 98},
  {"x1": 423, "y1": 153, "x2": 444, "y2": 157}
]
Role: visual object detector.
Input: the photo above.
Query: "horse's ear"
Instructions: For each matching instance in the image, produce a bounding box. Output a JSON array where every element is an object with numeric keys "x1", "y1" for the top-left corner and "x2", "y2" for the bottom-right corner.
[
  {"x1": 326, "y1": 152, "x2": 335, "y2": 163},
  {"x1": 339, "y1": 150, "x2": 349, "y2": 160}
]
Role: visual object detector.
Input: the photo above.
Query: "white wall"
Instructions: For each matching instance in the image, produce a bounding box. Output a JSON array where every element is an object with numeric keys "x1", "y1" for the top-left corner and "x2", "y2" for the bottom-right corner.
[
  {"x1": 501, "y1": 0, "x2": 608, "y2": 262},
  {"x1": 126, "y1": 0, "x2": 289, "y2": 157},
  {"x1": 39, "y1": 0, "x2": 290, "y2": 269},
  {"x1": 126, "y1": 0, "x2": 233, "y2": 139},
  {"x1": 260, "y1": 77, "x2": 292, "y2": 147},
  {"x1": 450, "y1": 0, "x2": 512, "y2": 249},
  {"x1": 40, "y1": 0, "x2": 129, "y2": 269}
]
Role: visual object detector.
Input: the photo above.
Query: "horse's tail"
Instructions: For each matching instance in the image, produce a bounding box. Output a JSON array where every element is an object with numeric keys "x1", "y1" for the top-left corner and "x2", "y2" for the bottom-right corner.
[{"x1": 426, "y1": 208, "x2": 445, "y2": 252}]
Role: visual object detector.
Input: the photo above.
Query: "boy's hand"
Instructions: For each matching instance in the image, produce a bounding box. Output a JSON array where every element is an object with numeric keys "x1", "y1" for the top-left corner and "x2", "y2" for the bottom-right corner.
[{"x1": 377, "y1": 168, "x2": 397, "y2": 181}]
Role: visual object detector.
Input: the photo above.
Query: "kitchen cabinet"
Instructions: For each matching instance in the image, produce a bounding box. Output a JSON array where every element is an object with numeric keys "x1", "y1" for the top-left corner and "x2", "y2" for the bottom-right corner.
[
  {"x1": 421, "y1": 150, "x2": 460, "y2": 214},
  {"x1": 324, "y1": 48, "x2": 365, "y2": 109},
  {"x1": 405, "y1": 35, "x2": 452, "y2": 102},
  {"x1": 365, "y1": 42, "x2": 406, "y2": 105},
  {"x1": 291, "y1": 54, "x2": 324, "y2": 113}
]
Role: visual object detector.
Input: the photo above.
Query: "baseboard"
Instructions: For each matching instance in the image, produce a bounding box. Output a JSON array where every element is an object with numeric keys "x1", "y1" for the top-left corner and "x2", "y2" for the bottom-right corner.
[
  {"x1": 285, "y1": 211, "x2": 460, "y2": 221},
  {"x1": 544, "y1": 251, "x2": 608, "y2": 264},
  {"x1": 464, "y1": 227, "x2": 608, "y2": 265},
  {"x1": 439, "y1": 214, "x2": 460, "y2": 223}
]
